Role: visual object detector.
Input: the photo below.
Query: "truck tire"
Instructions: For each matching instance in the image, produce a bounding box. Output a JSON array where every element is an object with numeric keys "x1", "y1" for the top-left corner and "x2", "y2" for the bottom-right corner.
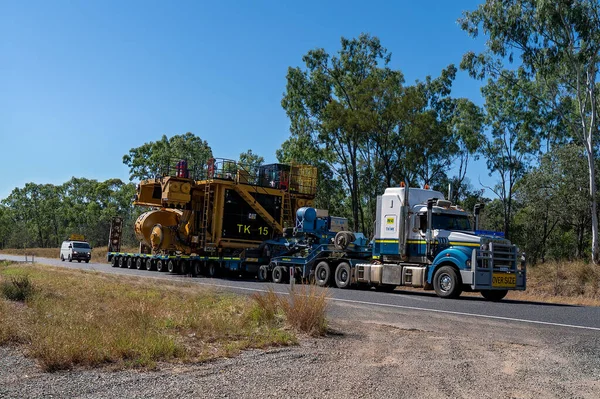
[
  {"x1": 145, "y1": 258, "x2": 154, "y2": 271},
  {"x1": 127, "y1": 258, "x2": 133, "y2": 269},
  {"x1": 167, "y1": 260, "x2": 178, "y2": 274},
  {"x1": 60, "y1": 254, "x2": 64, "y2": 262},
  {"x1": 136, "y1": 258, "x2": 143, "y2": 270},
  {"x1": 156, "y1": 260, "x2": 166, "y2": 272},
  {"x1": 180, "y1": 260, "x2": 189, "y2": 274},
  {"x1": 334, "y1": 262, "x2": 352, "y2": 289},
  {"x1": 112, "y1": 256, "x2": 119, "y2": 267},
  {"x1": 314, "y1": 261, "x2": 331, "y2": 287},
  {"x1": 68, "y1": 255, "x2": 73, "y2": 263},
  {"x1": 85, "y1": 260, "x2": 89, "y2": 263},
  {"x1": 481, "y1": 290, "x2": 508, "y2": 301},
  {"x1": 118, "y1": 256, "x2": 125, "y2": 268},
  {"x1": 193, "y1": 261, "x2": 203, "y2": 276},
  {"x1": 433, "y1": 265, "x2": 462, "y2": 299},
  {"x1": 258, "y1": 265, "x2": 269, "y2": 282},
  {"x1": 207, "y1": 262, "x2": 218, "y2": 278},
  {"x1": 272, "y1": 266, "x2": 284, "y2": 284}
]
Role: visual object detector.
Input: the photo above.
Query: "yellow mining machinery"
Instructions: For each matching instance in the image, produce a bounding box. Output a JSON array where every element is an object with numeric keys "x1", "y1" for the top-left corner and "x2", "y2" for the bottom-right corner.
[{"x1": 132, "y1": 158, "x2": 317, "y2": 256}]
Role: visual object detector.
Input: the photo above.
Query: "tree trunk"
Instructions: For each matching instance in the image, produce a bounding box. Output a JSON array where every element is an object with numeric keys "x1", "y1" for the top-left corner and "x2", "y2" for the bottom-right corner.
[{"x1": 585, "y1": 145, "x2": 599, "y2": 264}]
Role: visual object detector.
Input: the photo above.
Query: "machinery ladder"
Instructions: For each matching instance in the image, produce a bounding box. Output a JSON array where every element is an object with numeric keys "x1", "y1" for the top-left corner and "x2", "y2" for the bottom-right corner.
[
  {"x1": 282, "y1": 191, "x2": 292, "y2": 227},
  {"x1": 200, "y1": 181, "x2": 214, "y2": 250}
]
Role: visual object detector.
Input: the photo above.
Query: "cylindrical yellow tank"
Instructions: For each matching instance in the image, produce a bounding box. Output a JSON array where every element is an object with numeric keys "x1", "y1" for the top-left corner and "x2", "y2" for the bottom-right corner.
[{"x1": 134, "y1": 209, "x2": 185, "y2": 252}]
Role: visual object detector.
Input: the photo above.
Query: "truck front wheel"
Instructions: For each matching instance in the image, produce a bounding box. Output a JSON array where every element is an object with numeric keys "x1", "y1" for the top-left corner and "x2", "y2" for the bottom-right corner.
[
  {"x1": 481, "y1": 290, "x2": 508, "y2": 301},
  {"x1": 334, "y1": 262, "x2": 352, "y2": 289},
  {"x1": 433, "y1": 266, "x2": 462, "y2": 299},
  {"x1": 314, "y1": 261, "x2": 331, "y2": 287}
]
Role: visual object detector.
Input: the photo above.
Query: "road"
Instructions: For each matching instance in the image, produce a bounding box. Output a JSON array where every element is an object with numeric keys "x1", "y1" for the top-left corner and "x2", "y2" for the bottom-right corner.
[{"x1": 2, "y1": 253, "x2": 599, "y2": 332}]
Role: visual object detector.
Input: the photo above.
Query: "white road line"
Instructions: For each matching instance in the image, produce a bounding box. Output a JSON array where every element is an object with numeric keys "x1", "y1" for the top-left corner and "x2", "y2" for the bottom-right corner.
[{"x1": 4, "y1": 258, "x2": 600, "y2": 332}]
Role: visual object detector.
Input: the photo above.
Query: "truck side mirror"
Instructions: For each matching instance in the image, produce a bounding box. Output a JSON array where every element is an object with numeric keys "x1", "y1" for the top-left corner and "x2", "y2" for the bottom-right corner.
[{"x1": 68, "y1": 244, "x2": 72, "y2": 249}]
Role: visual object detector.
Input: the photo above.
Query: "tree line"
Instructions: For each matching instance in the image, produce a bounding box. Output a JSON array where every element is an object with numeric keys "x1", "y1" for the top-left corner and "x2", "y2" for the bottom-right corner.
[{"x1": 1, "y1": 0, "x2": 599, "y2": 265}]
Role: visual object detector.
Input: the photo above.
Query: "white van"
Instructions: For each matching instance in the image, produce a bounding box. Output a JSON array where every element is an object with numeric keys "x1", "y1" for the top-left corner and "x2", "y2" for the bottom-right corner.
[{"x1": 60, "y1": 240, "x2": 92, "y2": 263}]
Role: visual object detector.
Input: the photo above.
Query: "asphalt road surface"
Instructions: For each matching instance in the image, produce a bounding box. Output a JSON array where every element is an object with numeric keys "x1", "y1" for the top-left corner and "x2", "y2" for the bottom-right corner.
[{"x1": 2, "y1": 253, "x2": 599, "y2": 333}]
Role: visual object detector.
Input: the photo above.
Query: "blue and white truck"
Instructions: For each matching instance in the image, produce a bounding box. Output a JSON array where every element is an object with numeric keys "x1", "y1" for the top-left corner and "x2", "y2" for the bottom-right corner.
[{"x1": 267, "y1": 187, "x2": 526, "y2": 301}]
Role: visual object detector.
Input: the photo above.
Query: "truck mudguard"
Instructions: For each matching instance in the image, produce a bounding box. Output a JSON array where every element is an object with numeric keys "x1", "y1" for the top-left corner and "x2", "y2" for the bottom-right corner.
[{"x1": 427, "y1": 247, "x2": 471, "y2": 284}]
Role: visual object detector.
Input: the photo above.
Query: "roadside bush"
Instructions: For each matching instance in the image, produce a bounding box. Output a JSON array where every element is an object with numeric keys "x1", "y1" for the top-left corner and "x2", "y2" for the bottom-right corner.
[
  {"x1": 252, "y1": 286, "x2": 328, "y2": 336},
  {"x1": 1, "y1": 275, "x2": 35, "y2": 302}
]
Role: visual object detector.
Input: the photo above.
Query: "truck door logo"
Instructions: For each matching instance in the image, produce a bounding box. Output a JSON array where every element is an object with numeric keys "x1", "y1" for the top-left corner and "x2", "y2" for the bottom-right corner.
[{"x1": 385, "y1": 215, "x2": 396, "y2": 232}]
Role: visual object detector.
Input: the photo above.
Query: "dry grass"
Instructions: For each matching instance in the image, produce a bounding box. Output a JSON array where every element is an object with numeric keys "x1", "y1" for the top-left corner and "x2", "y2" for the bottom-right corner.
[
  {"x1": 507, "y1": 260, "x2": 600, "y2": 306},
  {"x1": 252, "y1": 285, "x2": 328, "y2": 336},
  {"x1": 0, "y1": 246, "x2": 138, "y2": 263},
  {"x1": 0, "y1": 262, "x2": 296, "y2": 371}
]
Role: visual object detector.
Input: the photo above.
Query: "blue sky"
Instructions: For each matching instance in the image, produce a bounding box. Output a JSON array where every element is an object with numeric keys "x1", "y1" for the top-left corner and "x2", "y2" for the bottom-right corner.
[{"x1": 0, "y1": 0, "x2": 489, "y2": 200}]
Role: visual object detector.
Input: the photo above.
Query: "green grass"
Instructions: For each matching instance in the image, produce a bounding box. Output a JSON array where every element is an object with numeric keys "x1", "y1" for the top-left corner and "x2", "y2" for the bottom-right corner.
[{"x1": 0, "y1": 263, "x2": 298, "y2": 371}]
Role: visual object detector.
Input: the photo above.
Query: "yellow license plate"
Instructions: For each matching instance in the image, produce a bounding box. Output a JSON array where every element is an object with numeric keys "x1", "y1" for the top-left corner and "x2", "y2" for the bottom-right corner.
[{"x1": 492, "y1": 273, "x2": 516, "y2": 288}]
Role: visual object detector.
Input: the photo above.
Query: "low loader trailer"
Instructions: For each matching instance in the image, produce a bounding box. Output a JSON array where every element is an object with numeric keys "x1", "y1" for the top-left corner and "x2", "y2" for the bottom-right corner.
[{"x1": 108, "y1": 157, "x2": 526, "y2": 300}]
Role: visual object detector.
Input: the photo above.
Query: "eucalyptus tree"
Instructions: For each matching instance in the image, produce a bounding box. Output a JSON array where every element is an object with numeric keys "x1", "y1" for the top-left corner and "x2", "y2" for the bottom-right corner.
[
  {"x1": 460, "y1": 0, "x2": 600, "y2": 262},
  {"x1": 123, "y1": 132, "x2": 212, "y2": 181},
  {"x1": 282, "y1": 33, "x2": 395, "y2": 230}
]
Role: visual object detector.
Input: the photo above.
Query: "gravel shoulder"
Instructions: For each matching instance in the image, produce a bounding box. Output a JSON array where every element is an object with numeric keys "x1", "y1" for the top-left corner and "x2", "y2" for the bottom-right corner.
[{"x1": 1, "y1": 299, "x2": 599, "y2": 399}]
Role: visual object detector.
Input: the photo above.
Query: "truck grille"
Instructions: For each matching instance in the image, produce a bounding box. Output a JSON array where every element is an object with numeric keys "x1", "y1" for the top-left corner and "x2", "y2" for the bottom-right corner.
[{"x1": 479, "y1": 241, "x2": 517, "y2": 270}]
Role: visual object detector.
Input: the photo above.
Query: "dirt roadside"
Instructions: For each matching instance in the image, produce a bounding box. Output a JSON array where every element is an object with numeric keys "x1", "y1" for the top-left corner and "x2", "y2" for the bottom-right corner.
[{"x1": 1, "y1": 300, "x2": 598, "y2": 399}]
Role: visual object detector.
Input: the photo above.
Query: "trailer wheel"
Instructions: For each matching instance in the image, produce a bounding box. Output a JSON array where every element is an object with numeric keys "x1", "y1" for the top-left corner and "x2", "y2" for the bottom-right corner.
[
  {"x1": 127, "y1": 258, "x2": 134, "y2": 269},
  {"x1": 156, "y1": 260, "x2": 166, "y2": 272},
  {"x1": 136, "y1": 258, "x2": 143, "y2": 270},
  {"x1": 180, "y1": 260, "x2": 189, "y2": 274},
  {"x1": 481, "y1": 290, "x2": 508, "y2": 301},
  {"x1": 314, "y1": 261, "x2": 331, "y2": 287},
  {"x1": 167, "y1": 260, "x2": 178, "y2": 274},
  {"x1": 334, "y1": 262, "x2": 352, "y2": 289},
  {"x1": 272, "y1": 266, "x2": 284, "y2": 284},
  {"x1": 118, "y1": 256, "x2": 125, "y2": 268},
  {"x1": 193, "y1": 261, "x2": 203, "y2": 276},
  {"x1": 258, "y1": 265, "x2": 269, "y2": 282},
  {"x1": 207, "y1": 262, "x2": 218, "y2": 278},
  {"x1": 433, "y1": 265, "x2": 462, "y2": 299},
  {"x1": 145, "y1": 258, "x2": 154, "y2": 271},
  {"x1": 112, "y1": 256, "x2": 119, "y2": 267}
]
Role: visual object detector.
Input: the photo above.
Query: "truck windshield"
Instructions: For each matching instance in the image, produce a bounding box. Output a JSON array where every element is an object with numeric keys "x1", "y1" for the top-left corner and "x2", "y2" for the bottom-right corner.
[
  {"x1": 73, "y1": 242, "x2": 90, "y2": 249},
  {"x1": 432, "y1": 214, "x2": 471, "y2": 231}
]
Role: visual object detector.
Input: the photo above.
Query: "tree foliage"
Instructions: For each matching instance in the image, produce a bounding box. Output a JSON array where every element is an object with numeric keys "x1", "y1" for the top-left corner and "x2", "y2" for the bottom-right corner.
[
  {"x1": 460, "y1": 0, "x2": 600, "y2": 261},
  {"x1": 123, "y1": 132, "x2": 212, "y2": 181},
  {"x1": 282, "y1": 34, "x2": 483, "y2": 233},
  {"x1": 0, "y1": 179, "x2": 138, "y2": 249}
]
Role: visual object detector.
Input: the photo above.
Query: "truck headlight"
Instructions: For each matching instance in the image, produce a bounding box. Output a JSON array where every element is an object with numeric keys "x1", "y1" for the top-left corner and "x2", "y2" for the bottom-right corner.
[{"x1": 519, "y1": 252, "x2": 526, "y2": 270}]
